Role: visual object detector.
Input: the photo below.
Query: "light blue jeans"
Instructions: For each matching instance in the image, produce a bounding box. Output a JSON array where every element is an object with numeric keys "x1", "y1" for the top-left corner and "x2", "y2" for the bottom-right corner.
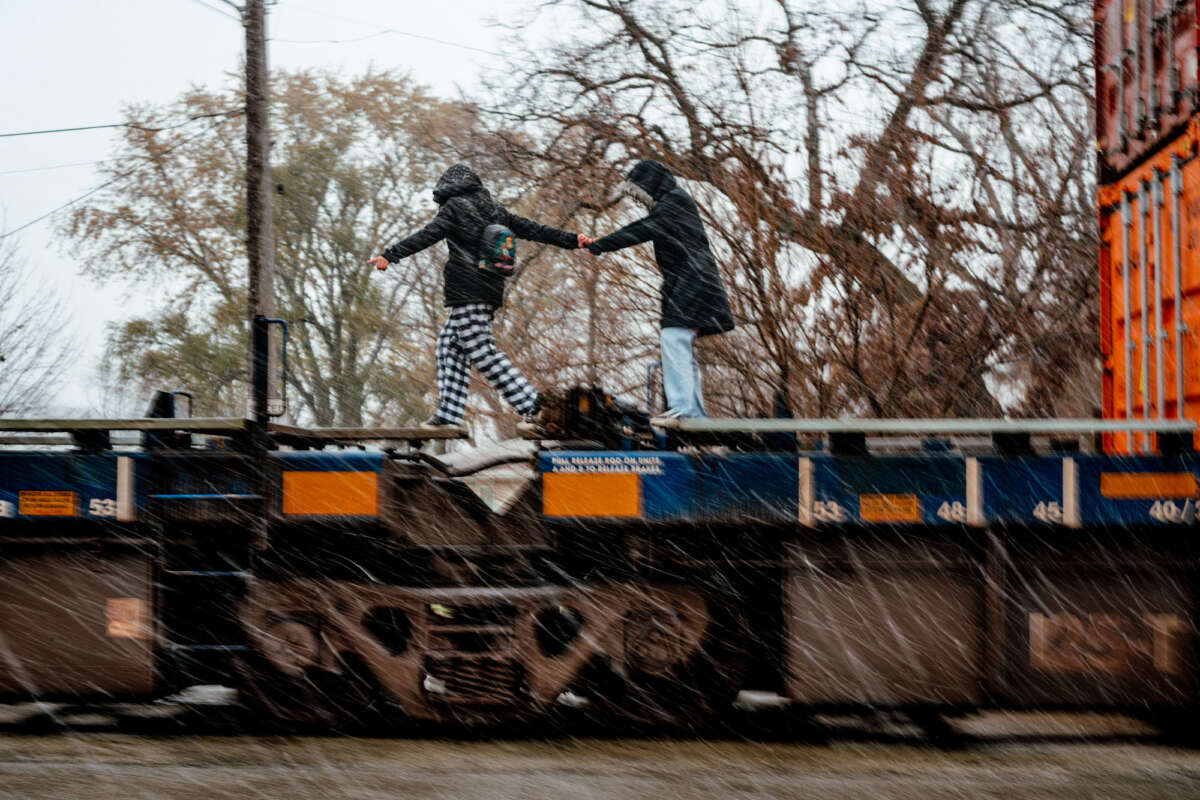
[{"x1": 661, "y1": 327, "x2": 706, "y2": 417}]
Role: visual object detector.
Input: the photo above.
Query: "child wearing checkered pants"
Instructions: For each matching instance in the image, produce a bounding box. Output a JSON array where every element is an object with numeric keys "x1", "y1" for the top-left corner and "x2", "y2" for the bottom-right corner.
[{"x1": 431, "y1": 303, "x2": 538, "y2": 425}]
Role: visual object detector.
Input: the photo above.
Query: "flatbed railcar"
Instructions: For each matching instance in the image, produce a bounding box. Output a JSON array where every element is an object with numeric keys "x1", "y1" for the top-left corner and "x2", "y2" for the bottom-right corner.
[
  {"x1": 4, "y1": 0, "x2": 1200, "y2": 732},
  {"x1": 0, "y1": 401, "x2": 1197, "y2": 731}
]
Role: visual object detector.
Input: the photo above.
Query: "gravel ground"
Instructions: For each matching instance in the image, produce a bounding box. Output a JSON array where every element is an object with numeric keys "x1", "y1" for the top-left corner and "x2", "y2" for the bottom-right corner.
[{"x1": 0, "y1": 711, "x2": 1197, "y2": 799}]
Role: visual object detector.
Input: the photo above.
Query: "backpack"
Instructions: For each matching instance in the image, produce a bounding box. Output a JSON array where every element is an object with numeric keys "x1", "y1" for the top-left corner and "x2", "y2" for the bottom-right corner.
[{"x1": 477, "y1": 223, "x2": 516, "y2": 277}]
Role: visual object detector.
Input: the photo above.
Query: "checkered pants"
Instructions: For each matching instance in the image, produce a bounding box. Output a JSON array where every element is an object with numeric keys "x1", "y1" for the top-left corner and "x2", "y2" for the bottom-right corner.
[{"x1": 434, "y1": 303, "x2": 539, "y2": 424}]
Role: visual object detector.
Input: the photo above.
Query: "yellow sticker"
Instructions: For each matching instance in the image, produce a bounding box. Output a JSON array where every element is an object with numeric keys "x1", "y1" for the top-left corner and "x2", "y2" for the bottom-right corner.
[
  {"x1": 282, "y1": 471, "x2": 378, "y2": 516},
  {"x1": 859, "y1": 493, "x2": 921, "y2": 523},
  {"x1": 1100, "y1": 472, "x2": 1198, "y2": 499},
  {"x1": 18, "y1": 490, "x2": 77, "y2": 517},
  {"x1": 543, "y1": 473, "x2": 641, "y2": 518},
  {"x1": 106, "y1": 597, "x2": 146, "y2": 639}
]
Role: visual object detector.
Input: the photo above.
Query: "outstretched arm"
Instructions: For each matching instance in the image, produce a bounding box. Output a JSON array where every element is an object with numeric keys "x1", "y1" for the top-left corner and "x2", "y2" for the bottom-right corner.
[
  {"x1": 499, "y1": 207, "x2": 579, "y2": 249},
  {"x1": 586, "y1": 213, "x2": 661, "y2": 254},
  {"x1": 369, "y1": 205, "x2": 454, "y2": 270}
]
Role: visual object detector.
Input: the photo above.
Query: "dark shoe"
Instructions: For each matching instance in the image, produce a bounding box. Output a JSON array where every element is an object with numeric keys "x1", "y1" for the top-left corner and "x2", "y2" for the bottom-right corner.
[{"x1": 420, "y1": 415, "x2": 459, "y2": 430}]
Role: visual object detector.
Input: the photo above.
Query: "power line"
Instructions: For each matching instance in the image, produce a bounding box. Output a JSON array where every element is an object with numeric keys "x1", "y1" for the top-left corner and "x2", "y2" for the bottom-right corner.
[
  {"x1": 0, "y1": 123, "x2": 222, "y2": 240},
  {"x1": 273, "y1": 28, "x2": 495, "y2": 58},
  {"x1": 0, "y1": 160, "x2": 101, "y2": 176},
  {"x1": 0, "y1": 111, "x2": 241, "y2": 140},
  {"x1": 0, "y1": 174, "x2": 129, "y2": 240},
  {"x1": 189, "y1": 0, "x2": 242, "y2": 23},
  {"x1": 276, "y1": 2, "x2": 527, "y2": 63}
]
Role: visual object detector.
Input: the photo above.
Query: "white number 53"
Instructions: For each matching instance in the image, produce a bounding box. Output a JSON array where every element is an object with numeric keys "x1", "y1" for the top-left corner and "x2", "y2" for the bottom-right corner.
[{"x1": 88, "y1": 498, "x2": 117, "y2": 517}]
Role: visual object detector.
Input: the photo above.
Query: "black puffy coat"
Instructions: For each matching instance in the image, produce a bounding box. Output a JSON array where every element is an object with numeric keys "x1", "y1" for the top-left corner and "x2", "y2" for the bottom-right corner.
[
  {"x1": 588, "y1": 160, "x2": 735, "y2": 336},
  {"x1": 383, "y1": 164, "x2": 578, "y2": 308}
]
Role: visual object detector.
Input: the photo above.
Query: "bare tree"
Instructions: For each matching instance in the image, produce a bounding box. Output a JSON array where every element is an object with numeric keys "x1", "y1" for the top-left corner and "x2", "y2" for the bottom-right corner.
[
  {"x1": 0, "y1": 237, "x2": 76, "y2": 416},
  {"x1": 482, "y1": 0, "x2": 1097, "y2": 418}
]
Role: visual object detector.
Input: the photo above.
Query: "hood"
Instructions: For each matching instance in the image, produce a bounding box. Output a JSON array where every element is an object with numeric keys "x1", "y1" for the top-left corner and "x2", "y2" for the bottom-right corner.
[
  {"x1": 624, "y1": 159, "x2": 677, "y2": 201},
  {"x1": 432, "y1": 163, "x2": 485, "y2": 204}
]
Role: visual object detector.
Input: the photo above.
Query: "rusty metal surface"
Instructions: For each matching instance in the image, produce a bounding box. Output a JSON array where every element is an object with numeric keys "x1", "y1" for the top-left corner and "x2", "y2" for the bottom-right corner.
[
  {"x1": 1002, "y1": 566, "x2": 1196, "y2": 706},
  {"x1": 238, "y1": 580, "x2": 712, "y2": 724},
  {"x1": 385, "y1": 465, "x2": 492, "y2": 547},
  {"x1": 784, "y1": 538, "x2": 982, "y2": 706},
  {"x1": 0, "y1": 548, "x2": 155, "y2": 697}
]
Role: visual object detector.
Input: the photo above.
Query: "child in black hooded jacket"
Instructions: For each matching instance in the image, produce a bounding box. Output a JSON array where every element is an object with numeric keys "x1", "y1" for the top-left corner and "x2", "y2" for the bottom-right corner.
[
  {"x1": 585, "y1": 160, "x2": 734, "y2": 418},
  {"x1": 368, "y1": 163, "x2": 587, "y2": 427}
]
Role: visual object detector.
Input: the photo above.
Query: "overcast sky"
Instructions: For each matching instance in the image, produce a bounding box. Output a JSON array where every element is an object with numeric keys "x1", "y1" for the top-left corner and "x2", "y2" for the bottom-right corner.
[{"x1": 0, "y1": 0, "x2": 523, "y2": 412}]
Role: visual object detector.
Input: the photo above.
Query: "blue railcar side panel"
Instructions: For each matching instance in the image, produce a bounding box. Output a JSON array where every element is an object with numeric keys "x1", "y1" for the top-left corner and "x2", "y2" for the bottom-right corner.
[
  {"x1": 981, "y1": 457, "x2": 1064, "y2": 525},
  {"x1": 1074, "y1": 454, "x2": 1200, "y2": 527},
  {"x1": 640, "y1": 454, "x2": 695, "y2": 520},
  {"x1": 0, "y1": 452, "x2": 143, "y2": 521},
  {"x1": 812, "y1": 455, "x2": 967, "y2": 525},
  {"x1": 537, "y1": 448, "x2": 1200, "y2": 528},
  {"x1": 696, "y1": 454, "x2": 798, "y2": 522}
]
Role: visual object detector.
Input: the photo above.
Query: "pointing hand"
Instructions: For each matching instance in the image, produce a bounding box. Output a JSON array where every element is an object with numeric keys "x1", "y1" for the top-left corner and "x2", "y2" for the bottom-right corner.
[{"x1": 367, "y1": 256, "x2": 389, "y2": 271}]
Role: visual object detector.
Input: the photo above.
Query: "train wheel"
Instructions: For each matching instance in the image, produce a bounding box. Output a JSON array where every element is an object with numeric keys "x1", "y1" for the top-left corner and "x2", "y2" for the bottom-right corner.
[
  {"x1": 586, "y1": 593, "x2": 748, "y2": 732},
  {"x1": 235, "y1": 619, "x2": 387, "y2": 732}
]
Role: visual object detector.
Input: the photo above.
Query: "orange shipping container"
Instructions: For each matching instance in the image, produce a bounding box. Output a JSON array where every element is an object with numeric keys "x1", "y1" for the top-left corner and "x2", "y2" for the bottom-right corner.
[
  {"x1": 1094, "y1": 0, "x2": 1200, "y2": 181},
  {"x1": 1099, "y1": 124, "x2": 1200, "y2": 452}
]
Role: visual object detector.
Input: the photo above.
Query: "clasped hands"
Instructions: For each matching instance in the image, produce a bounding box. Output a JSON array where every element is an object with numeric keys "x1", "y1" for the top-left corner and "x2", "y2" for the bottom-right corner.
[{"x1": 578, "y1": 233, "x2": 602, "y2": 255}]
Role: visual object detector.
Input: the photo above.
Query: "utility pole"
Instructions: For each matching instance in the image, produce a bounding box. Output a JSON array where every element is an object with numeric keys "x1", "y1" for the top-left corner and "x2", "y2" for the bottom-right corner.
[{"x1": 243, "y1": 0, "x2": 276, "y2": 426}]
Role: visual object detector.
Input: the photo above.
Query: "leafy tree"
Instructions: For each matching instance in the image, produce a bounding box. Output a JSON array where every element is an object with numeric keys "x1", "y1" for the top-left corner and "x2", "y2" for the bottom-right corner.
[{"x1": 63, "y1": 70, "x2": 477, "y2": 425}]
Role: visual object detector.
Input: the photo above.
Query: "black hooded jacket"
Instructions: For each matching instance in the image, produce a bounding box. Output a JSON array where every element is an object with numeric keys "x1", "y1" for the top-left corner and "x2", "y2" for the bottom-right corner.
[
  {"x1": 587, "y1": 160, "x2": 735, "y2": 336},
  {"x1": 382, "y1": 164, "x2": 578, "y2": 308}
]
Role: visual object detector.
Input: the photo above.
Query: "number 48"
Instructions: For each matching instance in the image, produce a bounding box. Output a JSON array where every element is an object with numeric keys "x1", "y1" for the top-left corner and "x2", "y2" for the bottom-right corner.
[
  {"x1": 1033, "y1": 502, "x2": 1063, "y2": 523},
  {"x1": 937, "y1": 501, "x2": 967, "y2": 523}
]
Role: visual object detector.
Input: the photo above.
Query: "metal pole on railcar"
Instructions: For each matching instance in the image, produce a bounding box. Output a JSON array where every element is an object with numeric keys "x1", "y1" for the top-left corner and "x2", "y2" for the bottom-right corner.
[
  {"x1": 1172, "y1": 157, "x2": 1186, "y2": 420},
  {"x1": 243, "y1": 0, "x2": 276, "y2": 429},
  {"x1": 1154, "y1": 169, "x2": 1165, "y2": 420},
  {"x1": 1140, "y1": 181, "x2": 1152, "y2": 451},
  {"x1": 1123, "y1": 193, "x2": 1135, "y2": 452}
]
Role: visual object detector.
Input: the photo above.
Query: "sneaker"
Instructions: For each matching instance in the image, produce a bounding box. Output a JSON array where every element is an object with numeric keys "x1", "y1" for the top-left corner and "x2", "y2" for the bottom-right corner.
[
  {"x1": 649, "y1": 409, "x2": 688, "y2": 427},
  {"x1": 420, "y1": 415, "x2": 459, "y2": 430}
]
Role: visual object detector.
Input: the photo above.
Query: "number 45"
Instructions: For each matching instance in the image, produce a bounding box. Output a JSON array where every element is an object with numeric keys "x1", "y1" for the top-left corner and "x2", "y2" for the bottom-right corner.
[{"x1": 1033, "y1": 501, "x2": 1063, "y2": 523}]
